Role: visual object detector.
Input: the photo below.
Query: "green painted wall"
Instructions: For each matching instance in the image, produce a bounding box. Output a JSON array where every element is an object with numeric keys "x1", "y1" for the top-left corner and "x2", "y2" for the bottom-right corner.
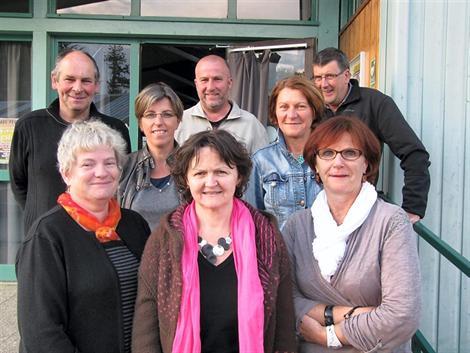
[{"x1": 0, "y1": 0, "x2": 339, "y2": 277}]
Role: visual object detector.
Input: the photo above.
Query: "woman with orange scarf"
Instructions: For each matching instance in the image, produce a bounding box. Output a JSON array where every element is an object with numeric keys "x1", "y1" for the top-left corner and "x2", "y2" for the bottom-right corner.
[
  {"x1": 131, "y1": 129, "x2": 297, "y2": 353},
  {"x1": 16, "y1": 120, "x2": 150, "y2": 353}
]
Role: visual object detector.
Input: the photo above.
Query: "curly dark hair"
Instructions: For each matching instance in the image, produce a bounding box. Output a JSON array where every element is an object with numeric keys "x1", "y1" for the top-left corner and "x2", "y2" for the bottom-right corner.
[{"x1": 170, "y1": 130, "x2": 252, "y2": 202}]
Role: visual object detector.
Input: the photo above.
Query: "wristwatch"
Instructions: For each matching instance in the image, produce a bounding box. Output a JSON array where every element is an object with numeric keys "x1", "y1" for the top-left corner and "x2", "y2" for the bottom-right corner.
[{"x1": 324, "y1": 305, "x2": 334, "y2": 326}]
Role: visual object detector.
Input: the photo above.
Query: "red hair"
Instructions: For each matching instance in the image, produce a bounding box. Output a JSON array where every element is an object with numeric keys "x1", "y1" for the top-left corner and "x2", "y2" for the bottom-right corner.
[{"x1": 304, "y1": 116, "x2": 381, "y2": 183}]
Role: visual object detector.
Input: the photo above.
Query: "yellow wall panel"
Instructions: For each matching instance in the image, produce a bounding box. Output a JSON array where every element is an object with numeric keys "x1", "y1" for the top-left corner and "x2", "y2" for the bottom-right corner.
[{"x1": 339, "y1": 0, "x2": 380, "y2": 87}]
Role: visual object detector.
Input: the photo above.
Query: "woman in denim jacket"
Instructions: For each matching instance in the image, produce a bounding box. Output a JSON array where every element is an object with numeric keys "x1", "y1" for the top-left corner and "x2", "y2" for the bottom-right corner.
[
  {"x1": 118, "y1": 83, "x2": 182, "y2": 230},
  {"x1": 246, "y1": 76, "x2": 324, "y2": 230}
]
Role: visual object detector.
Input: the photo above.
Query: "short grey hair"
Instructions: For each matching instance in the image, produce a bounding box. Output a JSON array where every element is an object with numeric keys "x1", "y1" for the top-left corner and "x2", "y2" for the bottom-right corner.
[
  {"x1": 51, "y1": 48, "x2": 100, "y2": 82},
  {"x1": 57, "y1": 120, "x2": 127, "y2": 175}
]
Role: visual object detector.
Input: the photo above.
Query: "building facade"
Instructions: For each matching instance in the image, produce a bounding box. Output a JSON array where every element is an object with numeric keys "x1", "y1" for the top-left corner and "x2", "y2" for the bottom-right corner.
[{"x1": 1, "y1": 0, "x2": 468, "y2": 351}]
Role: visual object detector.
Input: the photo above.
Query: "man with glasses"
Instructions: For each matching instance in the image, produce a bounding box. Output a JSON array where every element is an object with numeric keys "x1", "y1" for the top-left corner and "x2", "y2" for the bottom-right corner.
[{"x1": 313, "y1": 47, "x2": 430, "y2": 223}]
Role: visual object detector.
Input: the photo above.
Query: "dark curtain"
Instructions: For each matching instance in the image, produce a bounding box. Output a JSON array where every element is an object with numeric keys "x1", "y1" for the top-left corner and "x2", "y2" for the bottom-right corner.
[
  {"x1": 227, "y1": 50, "x2": 271, "y2": 126},
  {"x1": 0, "y1": 42, "x2": 29, "y2": 263}
]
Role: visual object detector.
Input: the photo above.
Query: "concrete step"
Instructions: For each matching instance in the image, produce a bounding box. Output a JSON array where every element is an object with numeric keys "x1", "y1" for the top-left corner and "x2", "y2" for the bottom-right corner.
[{"x1": 0, "y1": 282, "x2": 19, "y2": 353}]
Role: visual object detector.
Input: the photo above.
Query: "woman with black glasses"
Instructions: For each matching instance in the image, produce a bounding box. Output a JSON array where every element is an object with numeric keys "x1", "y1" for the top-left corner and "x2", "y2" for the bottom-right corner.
[{"x1": 282, "y1": 116, "x2": 421, "y2": 352}]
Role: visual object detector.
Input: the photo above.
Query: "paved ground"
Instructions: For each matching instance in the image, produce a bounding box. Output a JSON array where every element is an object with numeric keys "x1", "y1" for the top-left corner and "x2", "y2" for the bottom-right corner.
[{"x1": 0, "y1": 282, "x2": 19, "y2": 353}]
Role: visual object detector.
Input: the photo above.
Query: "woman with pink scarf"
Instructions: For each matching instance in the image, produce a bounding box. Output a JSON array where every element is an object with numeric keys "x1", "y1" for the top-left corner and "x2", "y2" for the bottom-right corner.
[{"x1": 132, "y1": 129, "x2": 297, "y2": 353}]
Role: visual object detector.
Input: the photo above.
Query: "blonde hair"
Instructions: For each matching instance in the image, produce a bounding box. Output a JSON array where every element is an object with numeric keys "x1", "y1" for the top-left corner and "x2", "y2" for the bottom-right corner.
[{"x1": 134, "y1": 82, "x2": 184, "y2": 122}]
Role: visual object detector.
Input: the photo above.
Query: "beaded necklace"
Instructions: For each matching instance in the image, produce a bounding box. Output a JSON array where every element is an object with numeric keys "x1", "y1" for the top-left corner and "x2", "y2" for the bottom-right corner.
[{"x1": 198, "y1": 235, "x2": 232, "y2": 264}]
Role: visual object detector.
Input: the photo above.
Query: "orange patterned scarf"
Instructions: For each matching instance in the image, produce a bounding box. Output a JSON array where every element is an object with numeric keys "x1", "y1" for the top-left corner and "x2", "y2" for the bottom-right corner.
[{"x1": 57, "y1": 192, "x2": 121, "y2": 243}]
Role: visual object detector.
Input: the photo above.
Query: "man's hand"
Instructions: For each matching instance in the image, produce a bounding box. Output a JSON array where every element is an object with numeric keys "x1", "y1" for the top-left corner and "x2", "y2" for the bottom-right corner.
[{"x1": 407, "y1": 212, "x2": 421, "y2": 224}]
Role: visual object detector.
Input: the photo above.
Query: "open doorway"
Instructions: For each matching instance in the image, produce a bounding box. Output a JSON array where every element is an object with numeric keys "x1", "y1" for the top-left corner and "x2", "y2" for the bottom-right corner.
[
  {"x1": 140, "y1": 39, "x2": 315, "y2": 142},
  {"x1": 140, "y1": 45, "x2": 225, "y2": 109}
]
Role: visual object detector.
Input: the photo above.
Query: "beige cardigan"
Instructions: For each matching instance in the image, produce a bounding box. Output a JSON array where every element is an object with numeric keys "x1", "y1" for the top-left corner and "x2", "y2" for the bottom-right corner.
[{"x1": 282, "y1": 199, "x2": 421, "y2": 353}]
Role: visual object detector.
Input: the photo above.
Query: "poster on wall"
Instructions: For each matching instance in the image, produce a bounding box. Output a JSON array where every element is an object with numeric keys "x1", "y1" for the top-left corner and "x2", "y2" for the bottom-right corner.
[
  {"x1": 0, "y1": 118, "x2": 17, "y2": 165},
  {"x1": 350, "y1": 51, "x2": 366, "y2": 86},
  {"x1": 370, "y1": 58, "x2": 376, "y2": 88}
]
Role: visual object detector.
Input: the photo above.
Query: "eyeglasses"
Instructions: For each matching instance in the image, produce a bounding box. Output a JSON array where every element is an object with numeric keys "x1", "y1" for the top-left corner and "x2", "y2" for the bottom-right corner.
[
  {"x1": 317, "y1": 148, "x2": 363, "y2": 161},
  {"x1": 312, "y1": 70, "x2": 346, "y2": 84},
  {"x1": 142, "y1": 111, "x2": 176, "y2": 120}
]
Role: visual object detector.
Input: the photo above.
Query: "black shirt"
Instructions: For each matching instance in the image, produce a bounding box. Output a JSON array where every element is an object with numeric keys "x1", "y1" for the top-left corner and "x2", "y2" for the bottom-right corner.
[
  {"x1": 198, "y1": 252, "x2": 239, "y2": 353},
  {"x1": 150, "y1": 175, "x2": 171, "y2": 189},
  {"x1": 209, "y1": 103, "x2": 233, "y2": 129}
]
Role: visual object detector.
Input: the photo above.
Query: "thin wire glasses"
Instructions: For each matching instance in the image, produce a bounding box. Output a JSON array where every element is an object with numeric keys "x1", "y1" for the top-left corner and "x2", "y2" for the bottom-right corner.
[
  {"x1": 142, "y1": 111, "x2": 176, "y2": 120},
  {"x1": 312, "y1": 69, "x2": 346, "y2": 84},
  {"x1": 317, "y1": 148, "x2": 363, "y2": 161}
]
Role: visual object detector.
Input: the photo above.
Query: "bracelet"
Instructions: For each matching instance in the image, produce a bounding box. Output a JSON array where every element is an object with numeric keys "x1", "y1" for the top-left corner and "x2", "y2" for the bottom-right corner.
[
  {"x1": 344, "y1": 305, "x2": 362, "y2": 319},
  {"x1": 324, "y1": 305, "x2": 334, "y2": 326},
  {"x1": 326, "y1": 324, "x2": 343, "y2": 349}
]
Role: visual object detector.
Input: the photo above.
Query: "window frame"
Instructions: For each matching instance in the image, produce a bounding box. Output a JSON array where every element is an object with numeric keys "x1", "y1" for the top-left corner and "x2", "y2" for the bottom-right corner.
[
  {"x1": 0, "y1": 37, "x2": 33, "y2": 278},
  {"x1": 0, "y1": 36, "x2": 32, "y2": 182},
  {"x1": 48, "y1": 0, "x2": 319, "y2": 25}
]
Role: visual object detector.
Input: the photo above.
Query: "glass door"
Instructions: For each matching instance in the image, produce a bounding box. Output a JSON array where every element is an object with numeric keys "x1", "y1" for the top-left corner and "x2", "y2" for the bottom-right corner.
[{"x1": 226, "y1": 38, "x2": 316, "y2": 127}]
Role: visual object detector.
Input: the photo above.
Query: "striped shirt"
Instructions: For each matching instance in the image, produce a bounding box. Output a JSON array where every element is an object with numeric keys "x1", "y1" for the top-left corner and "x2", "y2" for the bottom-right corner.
[{"x1": 104, "y1": 242, "x2": 139, "y2": 353}]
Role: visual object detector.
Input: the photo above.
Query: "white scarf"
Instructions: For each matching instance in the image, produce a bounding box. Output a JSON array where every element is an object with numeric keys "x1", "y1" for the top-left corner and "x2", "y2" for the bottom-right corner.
[{"x1": 311, "y1": 181, "x2": 377, "y2": 282}]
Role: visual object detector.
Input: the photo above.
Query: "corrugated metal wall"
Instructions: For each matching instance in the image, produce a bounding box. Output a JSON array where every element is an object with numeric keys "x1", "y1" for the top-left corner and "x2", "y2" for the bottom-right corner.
[{"x1": 379, "y1": 1, "x2": 470, "y2": 352}]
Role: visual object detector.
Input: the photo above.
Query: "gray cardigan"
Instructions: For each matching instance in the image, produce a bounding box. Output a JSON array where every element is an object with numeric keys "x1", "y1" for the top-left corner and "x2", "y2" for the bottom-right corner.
[
  {"x1": 282, "y1": 199, "x2": 421, "y2": 353},
  {"x1": 118, "y1": 143, "x2": 180, "y2": 230}
]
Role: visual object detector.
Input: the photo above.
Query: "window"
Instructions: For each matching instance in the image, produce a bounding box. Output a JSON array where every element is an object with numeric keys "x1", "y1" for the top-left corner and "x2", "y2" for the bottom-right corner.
[
  {"x1": 237, "y1": 0, "x2": 311, "y2": 20},
  {"x1": 141, "y1": 0, "x2": 228, "y2": 18},
  {"x1": 56, "y1": 0, "x2": 131, "y2": 16},
  {"x1": 54, "y1": 0, "x2": 314, "y2": 20},
  {"x1": 0, "y1": 41, "x2": 31, "y2": 264},
  {"x1": 0, "y1": 42, "x2": 31, "y2": 170},
  {"x1": 340, "y1": 0, "x2": 367, "y2": 27},
  {"x1": 268, "y1": 49, "x2": 306, "y2": 91},
  {"x1": 0, "y1": 0, "x2": 29, "y2": 13},
  {"x1": 59, "y1": 42, "x2": 131, "y2": 126},
  {"x1": 0, "y1": 183, "x2": 24, "y2": 264}
]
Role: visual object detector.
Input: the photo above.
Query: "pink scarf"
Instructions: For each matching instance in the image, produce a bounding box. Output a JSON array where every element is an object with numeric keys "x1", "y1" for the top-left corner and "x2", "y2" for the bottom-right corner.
[{"x1": 172, "y1": 198, "x2": 264, "y2": 353}]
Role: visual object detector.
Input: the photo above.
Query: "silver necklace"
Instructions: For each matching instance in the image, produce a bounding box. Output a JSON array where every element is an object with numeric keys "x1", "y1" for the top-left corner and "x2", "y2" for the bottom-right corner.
[{"x1": 198, "y1": 235, "x2": 232, "y2": 264}]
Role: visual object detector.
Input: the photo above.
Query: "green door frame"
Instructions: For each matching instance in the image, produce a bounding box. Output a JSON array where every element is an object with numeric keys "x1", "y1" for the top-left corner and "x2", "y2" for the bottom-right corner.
[{"x1": 0, "y1": 0, "x2": 328, "y2": 279}]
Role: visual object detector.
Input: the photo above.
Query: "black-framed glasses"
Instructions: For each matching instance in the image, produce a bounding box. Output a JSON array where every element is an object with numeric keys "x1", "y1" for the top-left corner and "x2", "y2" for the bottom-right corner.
[
  {"x1": 312, "y1": 69, "x2": 346, "y2": 84},
  {"x1": 142, "y1": 111, "x2": 176, "y2": 120},
  {"x1": 317, "y1": 148, "x2": 363, "y2": 161}
]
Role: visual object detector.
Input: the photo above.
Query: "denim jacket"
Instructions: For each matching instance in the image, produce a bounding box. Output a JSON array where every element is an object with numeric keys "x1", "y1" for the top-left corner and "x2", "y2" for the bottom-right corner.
[{"x1": 245, "y1": 131, "x2": 322, "y2": 230}]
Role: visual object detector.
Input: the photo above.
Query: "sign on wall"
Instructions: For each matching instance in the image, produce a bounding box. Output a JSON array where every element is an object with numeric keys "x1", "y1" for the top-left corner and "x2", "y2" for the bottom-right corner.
[
  {"x1": 0, "y1": 118, "x2": 16, "y2": 165},
  {"x1": 350, "y1": 51, "x2": 366, "y2": 86}
]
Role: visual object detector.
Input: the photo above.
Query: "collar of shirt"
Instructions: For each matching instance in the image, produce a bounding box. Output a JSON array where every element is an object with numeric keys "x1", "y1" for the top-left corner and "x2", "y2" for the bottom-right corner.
[
  {"x1": 326, "y1": 81, "x2": 353, "y2": 112},
  {"x1": 209, "y1": 102, "x2": 233, "y2": 129}
]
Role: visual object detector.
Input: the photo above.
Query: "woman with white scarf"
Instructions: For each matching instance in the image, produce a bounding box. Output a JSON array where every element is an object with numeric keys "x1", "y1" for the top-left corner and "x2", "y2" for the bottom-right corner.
[{"x1": 282, "y1": 116, "x2": 421, "y2": 352}]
